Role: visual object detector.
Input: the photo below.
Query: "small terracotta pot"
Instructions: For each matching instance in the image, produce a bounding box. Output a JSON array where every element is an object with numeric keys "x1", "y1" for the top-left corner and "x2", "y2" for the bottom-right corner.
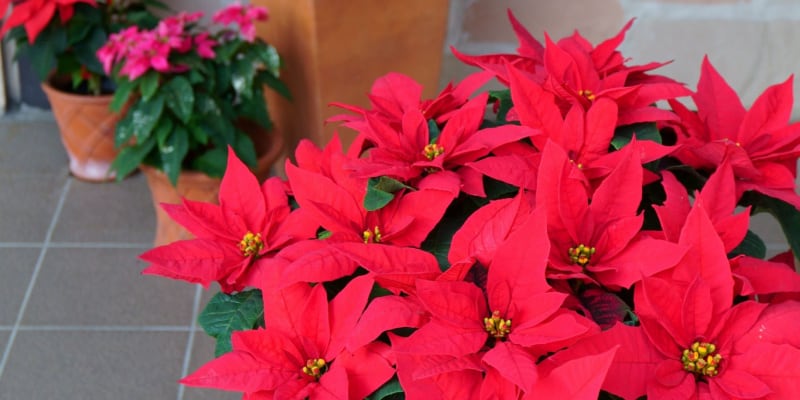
[
  {"x1": 40, "y1": 81, "x2": 124, "y2": 182},
  {"x1": 141, "y1": 124, "x2": 285, "y2": 247}
]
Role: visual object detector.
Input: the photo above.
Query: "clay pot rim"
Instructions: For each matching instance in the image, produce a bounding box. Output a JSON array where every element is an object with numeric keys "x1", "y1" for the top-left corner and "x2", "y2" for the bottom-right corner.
[
  {"x1": 139, "y1": 163, "x2": 222, "y2": 184},
  {"x1": 40, "y1": 79, "x2": 116, "y2": 103}
]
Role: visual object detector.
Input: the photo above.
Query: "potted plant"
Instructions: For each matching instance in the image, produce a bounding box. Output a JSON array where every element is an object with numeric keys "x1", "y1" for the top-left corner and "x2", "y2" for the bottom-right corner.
[
  {"x1": 99, "y1": 3, "x2": 290, "y2": 246},
  {"x1": 0, "y1": 0, "x2": 160, "y2": 181},
  {"x1": 139, "y1": 12, "x2": 800, "y2": 400}
]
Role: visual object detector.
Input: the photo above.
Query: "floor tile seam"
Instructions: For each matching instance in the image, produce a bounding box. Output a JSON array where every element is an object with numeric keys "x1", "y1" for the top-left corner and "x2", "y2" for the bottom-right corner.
[
  {"x1": 0, "y1": 178, "x2": 71, "y2": 379},
  {"x1": 0, "y1": 242, "x2": 151, "y2": 249},
  {"x1": 176, "y1": 284, "x2": 204, "y2": 400},
  {"x1": 0, "y1": 325, "x2": 197, "y2": 332}
]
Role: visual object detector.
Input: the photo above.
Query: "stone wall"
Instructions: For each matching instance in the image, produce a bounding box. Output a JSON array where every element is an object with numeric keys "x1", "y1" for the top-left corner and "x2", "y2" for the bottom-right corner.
[{"x1": 444, "y1": 0, "x2": 800, "y2": 115}]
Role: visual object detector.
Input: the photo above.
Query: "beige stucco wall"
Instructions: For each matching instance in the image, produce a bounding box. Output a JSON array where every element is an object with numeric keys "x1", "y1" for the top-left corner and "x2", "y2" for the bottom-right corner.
[
  {"x1": 167, "y1": 0, "x2": 800, "y2": 115},
  {"x1": 444, "y1": 0, "x2": 800, "y2": 115}
]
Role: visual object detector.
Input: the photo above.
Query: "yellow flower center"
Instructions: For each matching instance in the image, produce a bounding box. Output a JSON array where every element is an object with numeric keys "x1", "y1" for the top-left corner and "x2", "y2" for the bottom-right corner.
[
  {"x1": 362, "y1": 226, "x2": 382, "y2": 244},
  {"x1": 578, "y1": 89, "x2": 596, "y2": 101},
  {"x1": 302, "y1": 358, "x2": 327, "y2": 380},
  {"x1": 569, "y1": 244, "x2": 596, "y2": 267},
  {"x1": 484, "y1": 310, "x2": 511, "y2": 339},
  {"x1": 423, "y1": 143, "x2": 445, "y2": 160},
  {"x1": 681, "y1": 341, "x2": 722, "y2": 377},
  {"x1": 239, "y1": 232, "x2": 264, "y2": 257}
]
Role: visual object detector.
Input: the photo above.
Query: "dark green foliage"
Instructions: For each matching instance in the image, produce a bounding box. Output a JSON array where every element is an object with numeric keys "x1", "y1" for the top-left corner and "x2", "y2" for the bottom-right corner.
[
  {"x1": 198, "y1": 289, "x2": 265, "y2": 357},
  {"x1": 110, "y1": 33, "x2": 290, "y2": 184}
]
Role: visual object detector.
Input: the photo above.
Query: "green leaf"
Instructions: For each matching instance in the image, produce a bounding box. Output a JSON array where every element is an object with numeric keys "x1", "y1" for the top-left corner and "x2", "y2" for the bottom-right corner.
[
  {"x1": 755, "y1": 195, "x2": 800, "y2": 263},
  {"x1": 154, "y1": 118, "x2": 174, "y2": 148},
  {"x1": 366, "y1": 376, "x2": 404, "y2": 400},
  {"x1": 114, "y1": 111, "x2": 135, "y2": 148},
  {"x1": 163, "y1": 76, "x2": 195, "y2": 123},
  {"x1": 611, "y1": 122, "x2": 661, "y2": 149},
  {"x1": 190, "y1": 147, "x2": 227, "y2": 177},
  {"x1": 364, "y1": 177, "x2": 412, "y2": 211},
  {"x1": 729, "y1": 229, "x2": 767, "y2": 260},
  {"x1": 232, "y1": 133, "x2": 258, "y2": 169},
  {"x1": 111, "y1": 138, "x2": 156, "y2": 180},
  {"x1": 232, "y1": 54, "x2": 257, "y2": 99},
  {"x1": 159, "y1": 124, "x2": 189, "y2": 186},
  {"x1": 198, "y1": 290, "x2": 264, "y2": 357},
  {"x1": 420, "y1": 216, "x2": 457, "y2": 272},
  {"x1": 28, "y1": 24, "x2": 67, "y2": 80},
  {"x1": 72, "y1": 27, "x2": 107, "y2": 74},
  {"x1": 110, "y1": 79, "x2": 135, "y2": 112},
  {"x1": 138, "y1": 71, "x2": 160, "y2": 101},
  {"x1": 483, "y1": 175, "x2": 519, "y2": 201},
  {"x1": 364, "y1": 188, "x2": 395, "y2": 212},
  {"x1": 489, "y1": 89, "x2": 513, "y2": 122},
  {"x1": 255, "y1": 44, "x2": 282, "y2": 75},
  {"x1": 187, "y1": 124, "x2": 210, "y2": 146},
  {"x1": 130, "y1": 95, "x2": 165, "y2": 142},
  {"x1": 141, "y1": 0, "x2": 171, "y2": 10},
  {"x1": 578, "y1": 287, "x2": 633, "y2": 330},
  {"x1": 237, "y1": 88, "x2": 271, "y2": 129},
  {"x1": 193, "y1": 93, "x2": 237, "y2": 147},
  {"x1": 215, "y1": 40, "x2": 244, "y2": 62},
  {"x1": 428, "y1": 119, "x2": 441, "y2": 143},
  {"x1": 260, "y1": 72, "x2": 291, "y2": 100}
]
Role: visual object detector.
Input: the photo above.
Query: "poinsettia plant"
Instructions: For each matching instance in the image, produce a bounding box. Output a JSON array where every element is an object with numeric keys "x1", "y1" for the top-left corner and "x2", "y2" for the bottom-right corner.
[
  {"x1": 99, "y1": 3, "x2": 289, "y2": 185},
  {"x1": 140, "y1": 10, "x2": 800, "y2": 400},
  {"x1": 0, "y1": 0, "x2": 162, "y2": 94}
]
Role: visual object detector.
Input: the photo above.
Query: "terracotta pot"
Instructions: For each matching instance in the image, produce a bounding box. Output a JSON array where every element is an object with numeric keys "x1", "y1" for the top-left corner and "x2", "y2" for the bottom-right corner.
[
  {"x1": 252, "y1": 0, "x2": 450, "y2": 151},
  {"x1": 142, "y1": 124, "x2": 285, "y2": 247},
  {"x1": 40, "y1": 81, "x2": 124, "y2": 182}
]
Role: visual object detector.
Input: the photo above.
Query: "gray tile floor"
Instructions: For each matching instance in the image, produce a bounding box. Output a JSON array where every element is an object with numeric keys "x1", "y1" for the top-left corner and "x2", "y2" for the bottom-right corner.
[
  {"x1": 0, "y1": 107, "x2": 790, "y2": 399},
  {"x1": 0, "y1": 111, "x2": 238, "y2": 399}
]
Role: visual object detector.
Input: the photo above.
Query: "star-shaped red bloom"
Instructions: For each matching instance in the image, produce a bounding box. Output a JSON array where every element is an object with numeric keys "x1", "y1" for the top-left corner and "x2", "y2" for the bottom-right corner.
[
  {"x1": 654, "y1": 156, "x2": 750, "y2": 253},
  {"x1": 343, "y1": 92, "x2": 536, "y2": 196},
  {"x1": 181, "y1": 276, "x2": 396, "y2": 399},
  {"x1": 329, "y1": 71, "x2": 493, "y2": 135},
  {"x1": 669, "y1": 56, "x2": 800, "y2": 209},
  {"x1": 280, "y1": 136, "x2": 449, "y2": 290},
  {"x1": 563, "y1": 203, "x2": 800, "y2": 399},
  {"x1": 455, "y1": 12, "x2": 690, "y2": 126},
  {"x1": 395, "y1": 210, "x2": 597, "y2": 396},
  {"x1": 0, "y1": 0, "x2": 97, "y2": 43},
  {"x1": 536, "y1": 140, "x2": 685, "y2": 290},
  {"x1": 140, "y1": 147, "x2": 316, "y2": 293}
]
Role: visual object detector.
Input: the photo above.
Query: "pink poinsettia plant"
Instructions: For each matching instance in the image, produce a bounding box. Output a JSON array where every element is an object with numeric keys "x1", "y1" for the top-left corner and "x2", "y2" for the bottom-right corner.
[
  {"x1": 0, "y1": 0, "x2": 160, "y2": 94},
  {"x1": 141, "y1": 11, "x2": 800, "y2": 400},
  {"x1": 97, "y1": 2, "x2": 289, "y2": 185}
]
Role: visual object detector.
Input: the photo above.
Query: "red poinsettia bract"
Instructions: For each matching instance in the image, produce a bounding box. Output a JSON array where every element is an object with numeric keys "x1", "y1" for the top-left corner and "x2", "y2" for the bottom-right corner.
[
  {"x1": 669, "y1": 56, "x2": 800, "y2": 209},
  {"x1": 0, "y1": 0, "x2": 97, "y2": 43},
  {"x1": 395, "y1": 209, "x2": 599, "y2": 397},
  {"x1": 566, "y1": 203, "x2": 800, "y2": 399},
  {"x1": 329, "y1": 71, "x2": 493, "y2": 135},
  {"x1": 140, "y1": 147, "x2": 316, "y2": 292},
  {"x1": 655, "y1": 156, "x2": 750, "y2": 253},
  {"x1": 536, "y1": 140, "x2": 685, "y2": 290},
  {"x1": 181, "y1": 275, "x2": 395, "y2": 399},
  {"x1": 504, "y1": 65, "x2": 674, "y2": 184},
  {"x1": 344, "y1": 92, "x2": 536, "y2": 196},
  {"x1": 454, "y1": 11, "x2": 690, "y2": 126},
  {"x1": 280, "y1": 136, "x2": 448, "y2": 289}
]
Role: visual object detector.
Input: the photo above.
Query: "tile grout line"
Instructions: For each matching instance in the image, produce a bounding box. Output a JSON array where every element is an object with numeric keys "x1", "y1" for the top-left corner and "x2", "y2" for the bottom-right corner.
[
  {"x1": 0, "y1": 325, "x2": 204, "y2": 332},
  {"x1": 0, "y1": 242, "x2": 152, "y2": 249},
  {"x1": 176, "y1": 284, "x2": 204, "y2": 400},
  {"x1": 0, "y1": 178, "x2": 71, "y2": 380},
  {"x1": 14, "y1": 325, "x2": 194, "y2": 332}
]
